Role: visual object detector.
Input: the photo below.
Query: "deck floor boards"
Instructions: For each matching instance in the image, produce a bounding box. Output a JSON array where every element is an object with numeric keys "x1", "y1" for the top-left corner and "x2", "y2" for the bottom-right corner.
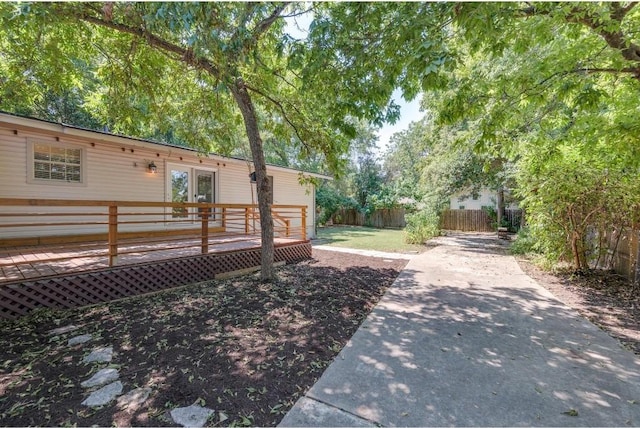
[{"x1": 1, "y1": 236, "x2": 297, "y2": 284}]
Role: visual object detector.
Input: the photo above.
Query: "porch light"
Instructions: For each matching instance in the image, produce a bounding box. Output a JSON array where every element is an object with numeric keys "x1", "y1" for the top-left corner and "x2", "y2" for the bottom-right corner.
[
  {"x1": 249, "y1": 171, "x2": 256, "y2": 182},
  {"x1": 148, "y1": 161, "x2": 158, "y2": 174}
]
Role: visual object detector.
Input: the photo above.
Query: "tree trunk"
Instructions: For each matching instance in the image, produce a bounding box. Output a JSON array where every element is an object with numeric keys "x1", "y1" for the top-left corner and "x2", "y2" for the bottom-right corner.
[
  {"x1": 571, "y1": 231, "x2": 582, "y2": 271},
  {"x1": 496, "y1": 186, "x2": 505, "y2": 228},
  {"x1": 230, "y1": 77, "x2": 275, "y2": 281}
]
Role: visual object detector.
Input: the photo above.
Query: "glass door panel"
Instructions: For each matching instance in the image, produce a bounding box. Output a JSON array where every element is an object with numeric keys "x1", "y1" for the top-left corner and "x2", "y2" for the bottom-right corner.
[
  {"x1": 170, "y1": 168, "x2": 190, "y2": 218},
  {"x1": 196, "y1": 170, "x2": 215, "y2": 221},
  {"x1": 195, "y1": 170, "x2": 214, "y2": 203}
]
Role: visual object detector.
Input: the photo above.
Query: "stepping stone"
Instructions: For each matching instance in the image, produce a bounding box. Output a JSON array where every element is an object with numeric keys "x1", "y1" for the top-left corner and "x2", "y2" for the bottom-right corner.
[
  {"x1": 170, "y1": 404, "x2": 214, "y2": 427},
  {"x1": 81, "y1": 381, "x2": 123, "y2": 407},
  {"x1": 83, "y1": 346, "x2": 113, "y2": 363},
  {"x1": 68, "y1": 334, "x2": 92, "y2": 346},
  {"x1": 117, "y1": 387, "x2": 151, "y2": 410},
  {"x1": 81, "y1": 368, "x2": 119, "y2": 388},
  {"x1": 48, "y1": 325, "x2": 80, "y2": 336}
]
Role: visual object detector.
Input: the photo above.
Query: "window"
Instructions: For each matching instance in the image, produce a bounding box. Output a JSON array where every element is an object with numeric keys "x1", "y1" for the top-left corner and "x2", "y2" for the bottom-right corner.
[{"x1": 30, "y1": 141, "x2": 84, "y2": 183}]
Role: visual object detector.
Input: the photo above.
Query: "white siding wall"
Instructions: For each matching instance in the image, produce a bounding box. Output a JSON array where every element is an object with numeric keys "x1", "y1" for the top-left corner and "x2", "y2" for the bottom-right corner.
[
  {"x1": 0, "y1": 124, "x2": 317, "y2": 239},
  {"x1": 216, "y1": 166, "x2": 315, "y2": 238},
  {"x1": 449, "y1": 187, "x2": 519, "y2": 210},
  {"x1": 271, "y1": 171, "x2": 314, "y2": 239},
  {"x1": 450, "y1": 188, "x2": 496, "y2": 210}
]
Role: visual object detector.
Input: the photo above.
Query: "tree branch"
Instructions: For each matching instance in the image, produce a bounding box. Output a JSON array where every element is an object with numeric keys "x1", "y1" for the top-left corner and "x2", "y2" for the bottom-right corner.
[
  {"x1": 73, "y1": 6, "x2": 222, "y2": 79},
  {"x1": 610, "y1": 1, "x2": 638, "y2": 21},
  {"x1": 280, "y1": 7, "x2": 314, "y2": 19},
  {"x1": 251, "y1": 2, "x2": 290, "y2": 43},
  {"x1": 564, "y1": 6, "x2": 640, "y2": 68},
  {"x1": 255, "y1": 56, "x2": 300, "y2": 90},
  {"x1": 517, "y1": 3, "x2": 640, "y2": 77},
  {"x1": 244, "y1": 83, "x2": 310, "y2": 151},
  {"x1": 576, "y1": 66, "x2": 640, "y2": 74}
]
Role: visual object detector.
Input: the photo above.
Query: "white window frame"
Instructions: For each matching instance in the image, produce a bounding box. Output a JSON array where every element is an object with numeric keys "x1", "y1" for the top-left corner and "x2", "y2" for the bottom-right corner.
[{"x1": 27, "y1": 139, "x2": 87, "y2": 186}]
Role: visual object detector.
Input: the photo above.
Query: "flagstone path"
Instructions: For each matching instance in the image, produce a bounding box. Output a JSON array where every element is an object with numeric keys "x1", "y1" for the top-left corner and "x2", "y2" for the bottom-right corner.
[{"x1": 49, "y1": 326, "x2": 216, "y2": 427}]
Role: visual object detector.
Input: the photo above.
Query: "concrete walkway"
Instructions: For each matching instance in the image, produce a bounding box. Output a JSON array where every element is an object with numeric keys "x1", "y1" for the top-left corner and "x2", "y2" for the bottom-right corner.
[
  {"x1": 312, "y1": 244, "x2": 418, "y2": 260},
  {"x1": 280, "y1": 233, "x2": 640, "y2": 427}
]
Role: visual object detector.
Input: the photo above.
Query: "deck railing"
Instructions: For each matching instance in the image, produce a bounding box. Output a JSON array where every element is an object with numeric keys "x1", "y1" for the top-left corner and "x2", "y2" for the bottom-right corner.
[{"x1": 0, "y1": 198, "x2": 307, "y2": 270}]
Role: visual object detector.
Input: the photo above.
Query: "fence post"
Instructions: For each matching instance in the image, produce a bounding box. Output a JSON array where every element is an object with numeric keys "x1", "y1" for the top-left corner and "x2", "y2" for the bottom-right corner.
[
  {"x1": 201, "y1": 206, "x2": 209, "y2": 254},
  {"x1": 301, "y1": 206, "x2": 307, "y2": 241},
  {"x1": 108, "y1": 204, "x2": 118, "y2": 267},
  {"x1": 245, "y1": 207, "x2": 250, "y2": 234}
]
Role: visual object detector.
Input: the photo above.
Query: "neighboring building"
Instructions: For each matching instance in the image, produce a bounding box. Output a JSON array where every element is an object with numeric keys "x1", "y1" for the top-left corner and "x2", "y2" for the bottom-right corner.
[
  {"x1": 449, "y1": 187, "x2": 519, "y2": 210},
  {"x1": 0, "y1": 111, "x2": 328, "y2": 240}
]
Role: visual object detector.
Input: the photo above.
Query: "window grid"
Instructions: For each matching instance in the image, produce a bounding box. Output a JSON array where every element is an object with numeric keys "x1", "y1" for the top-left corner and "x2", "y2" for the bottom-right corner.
[{"x1": 33, "y1": 143, "x2": 82, "y2": 182}]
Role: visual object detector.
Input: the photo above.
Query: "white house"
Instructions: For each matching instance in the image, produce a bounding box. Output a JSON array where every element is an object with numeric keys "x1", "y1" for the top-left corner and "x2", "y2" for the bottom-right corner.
[
  {"x1": 449, "y1": 187, "x2": 519, "y2": 210},
  {"x1": 0, "y1": 111, "x2": 328, "y2": 241}
]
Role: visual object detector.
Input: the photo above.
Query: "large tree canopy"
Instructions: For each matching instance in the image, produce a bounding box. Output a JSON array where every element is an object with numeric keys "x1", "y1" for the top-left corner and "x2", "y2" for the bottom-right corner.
[{"x1": 0, "y1": 2, "x2": 371, "y2": 280}]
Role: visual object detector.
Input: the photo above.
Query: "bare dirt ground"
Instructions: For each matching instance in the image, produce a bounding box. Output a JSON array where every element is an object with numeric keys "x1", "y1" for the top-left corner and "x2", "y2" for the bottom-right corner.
[
  {"x1": 0, "y1": 249, "x2": 406, "y2": 427},
  {"x1": 517, "y1": 257, "x2": 640, "y2": 355}
]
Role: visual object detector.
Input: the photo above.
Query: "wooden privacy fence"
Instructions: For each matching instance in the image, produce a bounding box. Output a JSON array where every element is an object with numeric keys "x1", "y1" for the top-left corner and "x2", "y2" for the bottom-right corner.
[
  {"x1": 440, "y1": 209, "x2": 523, "y2": 232},
  {"x1": 332, "y1": 208, "x2": 406, "y2": 228},
  {"x1": 592, "y1": 227, "x2": 640, "y2": 283},
  {"x1": 441, "y1": 209, "x2": 493, "y2": 232}
]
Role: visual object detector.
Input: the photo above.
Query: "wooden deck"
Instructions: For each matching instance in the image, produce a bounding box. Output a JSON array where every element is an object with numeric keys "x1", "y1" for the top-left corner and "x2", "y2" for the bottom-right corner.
[
  {"x1": 0, "y1": 235, "x2": 300, "y2": 284},
  {"x1": 0, "y1": 198, "x2": 312, "y2": 320}
]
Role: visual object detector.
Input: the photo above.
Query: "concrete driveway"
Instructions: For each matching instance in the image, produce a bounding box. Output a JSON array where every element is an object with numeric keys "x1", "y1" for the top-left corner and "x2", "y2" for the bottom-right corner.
[{"x1": 280, "y1": 233, "x2": 640, "y2": 427}]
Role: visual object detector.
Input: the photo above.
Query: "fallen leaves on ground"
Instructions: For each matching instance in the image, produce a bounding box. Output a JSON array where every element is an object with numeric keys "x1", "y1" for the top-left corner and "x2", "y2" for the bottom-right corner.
[{"x1": 0, "y1": 249, "x2": 407, "y2": 427}]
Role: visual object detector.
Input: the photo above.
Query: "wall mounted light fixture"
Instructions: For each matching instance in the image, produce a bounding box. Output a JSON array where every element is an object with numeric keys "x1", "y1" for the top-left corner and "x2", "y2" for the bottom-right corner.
[
  {"x1": 148, "y1": 161, "x2": 158, "y2": 174},
  {"x1": 249, "y1": 171, "x2": 256, "y2": 182}
]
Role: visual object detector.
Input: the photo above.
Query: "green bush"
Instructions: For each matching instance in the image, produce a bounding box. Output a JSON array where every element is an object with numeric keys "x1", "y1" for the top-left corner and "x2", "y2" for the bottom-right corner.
[
  {"x1": 509, "y1": 226, "x2": 538, "y2": 255},
  {"x1": 405, "y1": 208, "x2": 441, "y2": 244},
  {"x1": 316, "y1": 184, "x2": 357, "y2": 225}
]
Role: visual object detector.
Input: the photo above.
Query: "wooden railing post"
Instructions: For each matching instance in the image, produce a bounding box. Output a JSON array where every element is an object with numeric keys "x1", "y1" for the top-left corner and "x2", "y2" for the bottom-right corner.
[
  {"x1": 221, "y1": 207, "x2": 227, "y2": 229},
  {"x1": 108, "y1": 204, "x2": 118, "y2": 266},
  {"x1": 245, "y1": 207, "x2": 250, "y2": 234},
  {"x1": 201, "y1": 206, "x2": 209, "y2": 254},
  {"x1": 301, "y1": 206, "x2": 307, "y2": 241}
]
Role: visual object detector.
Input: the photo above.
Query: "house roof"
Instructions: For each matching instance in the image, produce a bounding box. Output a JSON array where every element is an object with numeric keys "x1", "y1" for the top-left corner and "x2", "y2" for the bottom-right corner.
[{"x1": 0, "y1": 110, "x2": 332, "y2": 180}]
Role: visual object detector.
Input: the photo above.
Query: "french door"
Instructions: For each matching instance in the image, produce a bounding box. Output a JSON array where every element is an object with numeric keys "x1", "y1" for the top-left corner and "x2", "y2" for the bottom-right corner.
[{"x1": 167, "y1": 164, "x2": 216, "y2": 222}]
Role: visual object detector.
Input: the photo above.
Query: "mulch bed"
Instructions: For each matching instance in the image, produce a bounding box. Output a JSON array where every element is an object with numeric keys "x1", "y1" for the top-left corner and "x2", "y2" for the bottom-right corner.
[{"x1": 0, "y1": 249, "x2": 407, "y2": 427}]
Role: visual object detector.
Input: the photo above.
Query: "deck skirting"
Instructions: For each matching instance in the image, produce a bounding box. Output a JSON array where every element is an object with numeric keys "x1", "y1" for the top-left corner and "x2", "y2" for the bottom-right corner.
[{"x1": 0, "y1": 241, "x2": 311, "y2": 320}]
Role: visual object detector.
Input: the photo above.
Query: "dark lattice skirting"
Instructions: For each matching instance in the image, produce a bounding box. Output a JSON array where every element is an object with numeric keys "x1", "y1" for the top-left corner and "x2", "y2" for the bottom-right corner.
[{"x1": 0, "y1": 241, "x2": 311, "y2": 320}]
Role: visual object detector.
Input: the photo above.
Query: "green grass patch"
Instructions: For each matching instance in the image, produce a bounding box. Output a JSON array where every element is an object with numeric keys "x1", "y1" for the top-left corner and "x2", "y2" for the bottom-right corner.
[{"x1": 316, "y1": 226, "x2": 425, "y2": 253}]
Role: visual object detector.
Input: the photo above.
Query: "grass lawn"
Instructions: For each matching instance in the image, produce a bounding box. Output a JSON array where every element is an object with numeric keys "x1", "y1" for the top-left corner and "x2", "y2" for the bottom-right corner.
[{"x1": 316, "y1": 225, "x2": 426, "y2": 253}]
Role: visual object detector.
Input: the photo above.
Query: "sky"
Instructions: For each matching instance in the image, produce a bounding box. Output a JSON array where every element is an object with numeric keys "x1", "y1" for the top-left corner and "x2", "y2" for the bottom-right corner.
[{"x1": 375, "y1": 89, "x2": 423, "y2": 156}]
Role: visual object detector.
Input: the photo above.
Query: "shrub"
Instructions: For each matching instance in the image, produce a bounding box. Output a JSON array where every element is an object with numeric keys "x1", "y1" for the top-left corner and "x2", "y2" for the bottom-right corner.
[
  {"x1": 405, "y1": 208, "x2": 440, "y2": 244},
  {"x1": 316, "y1": 184, "x2": 357, "y2": 225},
  {"x1": 509, "y1": 226, "x2": 538, "y2": 255}
]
